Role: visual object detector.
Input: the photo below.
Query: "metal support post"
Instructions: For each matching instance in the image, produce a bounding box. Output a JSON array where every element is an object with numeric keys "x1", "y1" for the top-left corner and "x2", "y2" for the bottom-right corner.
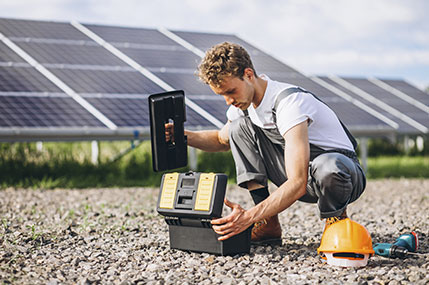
[
  {"x1": 91, "y1": 140, "x2": 100, "y2": 165},
  {"x1": 189, "y1": 146, "x2": 198, "y2": 171},
  {"x1": 359, "y1": 137, "x2": 368, "y2": 173}
]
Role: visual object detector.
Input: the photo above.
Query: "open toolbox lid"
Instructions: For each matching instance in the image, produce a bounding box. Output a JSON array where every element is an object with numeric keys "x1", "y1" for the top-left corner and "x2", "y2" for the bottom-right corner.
[{"x1": 148, "y1": 90, "x2": 188, "y2": 172}]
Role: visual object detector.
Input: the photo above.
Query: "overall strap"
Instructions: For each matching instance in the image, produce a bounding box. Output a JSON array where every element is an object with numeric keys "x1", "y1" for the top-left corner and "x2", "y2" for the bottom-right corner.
[{"x1": 272, "y1": 87, "x2": 358, "y2": 151}]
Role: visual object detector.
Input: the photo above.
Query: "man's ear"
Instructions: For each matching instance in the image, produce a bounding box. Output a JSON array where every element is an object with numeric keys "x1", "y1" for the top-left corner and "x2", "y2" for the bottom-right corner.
[{"x1": 243, "y1": 68, "x2": 254, "y2": 80}]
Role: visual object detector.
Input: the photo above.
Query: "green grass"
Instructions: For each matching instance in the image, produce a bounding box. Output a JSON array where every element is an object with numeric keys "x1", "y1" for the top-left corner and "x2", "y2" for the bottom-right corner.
[
  {"x1": 0, "y1": 141, "x2": 427, "y2": 189},
  {"x1": 366, "y1": 156, "x2": 429, "y2": 179}
]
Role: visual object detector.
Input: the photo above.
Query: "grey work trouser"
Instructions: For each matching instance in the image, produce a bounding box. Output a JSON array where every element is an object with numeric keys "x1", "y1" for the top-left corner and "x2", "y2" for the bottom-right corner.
[{"x1": 229, "y1": 116, "x2": 366, "y2": 218}]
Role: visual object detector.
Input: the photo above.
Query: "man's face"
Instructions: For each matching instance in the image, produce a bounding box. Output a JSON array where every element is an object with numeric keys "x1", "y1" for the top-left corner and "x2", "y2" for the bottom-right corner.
[{"x1": 209, "y1": 75, "x2": 254, "y2": 110}]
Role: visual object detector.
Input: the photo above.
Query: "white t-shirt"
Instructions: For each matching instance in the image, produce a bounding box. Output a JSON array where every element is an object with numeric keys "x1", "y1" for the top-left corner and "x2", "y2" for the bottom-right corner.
[{"x1": 226, "y1": 75, "x2": 354, "y2": 151}]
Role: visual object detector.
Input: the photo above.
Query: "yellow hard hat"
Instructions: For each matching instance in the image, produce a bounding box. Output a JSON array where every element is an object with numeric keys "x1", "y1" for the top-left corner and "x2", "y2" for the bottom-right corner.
[{"x1": 318, "y1": 218, "x2": 374, "y2": 267}]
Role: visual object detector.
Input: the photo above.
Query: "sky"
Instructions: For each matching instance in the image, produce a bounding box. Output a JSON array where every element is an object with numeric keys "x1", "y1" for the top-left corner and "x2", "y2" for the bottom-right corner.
[{"x1": 1, "y1": 0, "x2": 428, "y2": 90}]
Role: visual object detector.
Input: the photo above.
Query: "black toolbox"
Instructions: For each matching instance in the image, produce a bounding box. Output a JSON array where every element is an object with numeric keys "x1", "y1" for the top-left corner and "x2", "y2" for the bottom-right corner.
[{"x1": 148, "y1": 90, "x2": 252, "y2": 255}]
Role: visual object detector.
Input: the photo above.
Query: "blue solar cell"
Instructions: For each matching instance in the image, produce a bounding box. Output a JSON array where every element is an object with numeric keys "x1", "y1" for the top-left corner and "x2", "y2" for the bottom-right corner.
[
  {"x1": 84, "y1": 96, "x2": 150, "y2": 127},
  {"x1": 153, "y1": 72, "x2": 213, "y2": 95},
  {"x1": 171, "y1": 31, "x2": 301, "y2": 74},
  {"x1": 0, "y1": 95, "x2": 104, "y2": 127},
  {"x1": 185, "y1": 105, "x2": 215, "y2": 128},
  {"x1": 343, "y1": 78, "x2": 429, "y2": 131},
  {"x1": 120, "y1": 47, "x2": 201, "y2": 69},
  {"x1": 15, "y1": 41, "x2": 127, "y2": 66},
  {"x1": 273, "y1": 75, "x2": 390, "y2": 128},
  {"x1": 171, "y1": 30, "x2": 256, "y2": 52},
  {"x1": 49, "y1": 68, "x2": 164, "y2": 94},
  {"x1": 187, "y1": 95, "x2": 228, "y2": 123},
  {"x1": 1, "y1": 17, "x2": 424, "y2": 138},
  {"x1": 380, "y1": 79, "x2": 429, "y2": 108},
  {"x1": 0, "y1": 42, "x2": 25, "y2": 62},
  {"x1": 84, "y1": 24, "x2": 178, "y2": 46},
  {"x1": 318, "y1": 76, "x2": 417, "y2": 134},
  {"x1": 84, "y1": 95, "x2": 214, "y2": 128},
  {"x1": 0, "y1": 66, "x2": 61, "y2": 92},
  {"x1": 0, "y1": 18, "x2": 90, "y2": 40}
]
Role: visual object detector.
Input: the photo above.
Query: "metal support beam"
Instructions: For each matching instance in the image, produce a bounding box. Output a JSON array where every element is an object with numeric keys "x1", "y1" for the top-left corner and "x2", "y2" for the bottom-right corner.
[
  {"x1": 91, "y1": 140, "x2": 100, "y2": 165},
  {"x1": 36, "y1": 141, "x2": 43, "y2": 152},
  {"x1": 403, "y1": 135, "x2": 410, "y2": 155},
  {"x1": 188, "y1": 147, "x2": 198, "y2": 171},
  {"x1": 359, "y1": 137, "x2": 368, "y2": 173}
]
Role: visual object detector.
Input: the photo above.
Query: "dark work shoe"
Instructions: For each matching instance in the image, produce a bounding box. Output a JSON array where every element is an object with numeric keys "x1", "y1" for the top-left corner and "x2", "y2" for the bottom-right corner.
[{"x1": 251, "y1": 214, "x2": 282, "y2": 246}]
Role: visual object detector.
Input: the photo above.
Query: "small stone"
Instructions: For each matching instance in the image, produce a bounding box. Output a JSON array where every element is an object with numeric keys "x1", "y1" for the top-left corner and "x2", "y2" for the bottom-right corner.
[{"x1": 146, "y1": 264, "x2": 159, "y2": 271}]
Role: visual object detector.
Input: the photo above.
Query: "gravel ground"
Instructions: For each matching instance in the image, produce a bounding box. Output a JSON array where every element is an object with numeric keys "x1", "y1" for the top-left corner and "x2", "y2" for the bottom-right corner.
[{"x1": 1, "y1": 179, "x2": 428, "y2": 284}]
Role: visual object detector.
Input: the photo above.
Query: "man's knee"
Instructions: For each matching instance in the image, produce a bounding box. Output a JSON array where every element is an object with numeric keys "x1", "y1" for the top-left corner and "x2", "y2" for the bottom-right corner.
[{"x1": 311, "y1": 153, "x2": 353, "y2": 188}]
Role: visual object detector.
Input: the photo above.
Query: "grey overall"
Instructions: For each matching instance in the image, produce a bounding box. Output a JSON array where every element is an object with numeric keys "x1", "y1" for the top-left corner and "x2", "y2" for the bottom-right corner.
[{"x1": 228, "y1": 88, "x2": 366, "y2": 218}]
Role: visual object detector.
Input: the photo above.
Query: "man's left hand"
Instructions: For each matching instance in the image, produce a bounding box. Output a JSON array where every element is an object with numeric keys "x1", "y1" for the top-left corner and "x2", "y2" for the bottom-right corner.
[{"x1": 211, "y1": 198, "x2": 253, "y2": 241}]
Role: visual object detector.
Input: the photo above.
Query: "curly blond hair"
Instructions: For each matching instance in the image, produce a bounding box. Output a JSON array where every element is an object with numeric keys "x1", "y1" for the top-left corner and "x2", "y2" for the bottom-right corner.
[{"x1": 197, "y1": 42, "x2": 257, "y2": 87}]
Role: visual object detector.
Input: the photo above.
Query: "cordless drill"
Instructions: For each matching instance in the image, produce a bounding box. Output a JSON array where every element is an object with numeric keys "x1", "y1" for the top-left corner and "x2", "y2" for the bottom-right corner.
[{"x1": 373, "y1": 232, "x2": 419, "y2": 258}]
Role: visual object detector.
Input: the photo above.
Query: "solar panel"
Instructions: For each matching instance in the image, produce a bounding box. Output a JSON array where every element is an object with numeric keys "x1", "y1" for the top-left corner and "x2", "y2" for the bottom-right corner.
[
  {"x1": 187, "y1": 95, "x2": 229, "y2": 124},
  {"x1": 317, "y1": 76, "x2": 418, "y2": 134},
  {"x1": 83, "y1": 95, "x2": 213, "y2": 128},
  {"x1": 0, "y1": 18, "x2": 89, "y2": 40},
  {"x1": 84, "y1": 24, "x2": 179, "y2": 46},
  {"x1": 0, "y1": 94, "x2": 104, "y2": 127},
  {"x1": 152, "y1": 72, "x2": 212, "y2": 95},
  {"x1": 171, "y1": 30, "x2": 258, "y2": 52},
  {"x1": 342, "y1": 77, "x2": 428, "y2": 133},
  {"x1": 0, "y1": 17, "x2": 426, "y2": 142},
  {"x1": 380, "y1": 79, "x2": 429, "y2": 107},
  {"x1": 0, "y1": 41, "x2": 25, "y2": 62},
  {"x1": 14, "y1": 41, "x2": 127, "y2": 66},
  {"x1": 171, "y1": 30, "x2": 301, "y2": 75},
  {"x1": 49, "y1": 68, "x2": 164, "y2": 94},
  {"x1": 270, "y1": 75, "x2": 391, "y2": 131},
  {"x1": 119, "y1": 47, "x2": 201, "y2": 69},
  {"x1": 0, "y1": 65, "x2": 61, "y2": 92}
]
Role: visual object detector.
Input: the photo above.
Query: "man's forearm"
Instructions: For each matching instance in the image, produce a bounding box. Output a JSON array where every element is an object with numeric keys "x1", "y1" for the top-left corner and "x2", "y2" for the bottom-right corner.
[
  {"x1": 244, "y1": 177, "x2": 307, "y2": 224},
  {"x1": 185, "y1": 130, "x2": 230, "y2": 152}
]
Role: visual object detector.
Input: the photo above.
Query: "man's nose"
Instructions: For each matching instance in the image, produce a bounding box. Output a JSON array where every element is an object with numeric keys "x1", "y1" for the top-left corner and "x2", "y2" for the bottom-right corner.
[{"x1": 223, "y1": 96, "x2": 233, "y2": 105}]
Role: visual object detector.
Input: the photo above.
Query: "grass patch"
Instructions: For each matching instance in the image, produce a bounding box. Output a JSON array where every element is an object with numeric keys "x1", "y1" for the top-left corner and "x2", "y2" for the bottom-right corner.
[
  {"x1": 367, "y1": 156, "x2": 429, "y2": 179},
  {"x1": 0, "y1": 141, "x2": 427, "y2": 189}
]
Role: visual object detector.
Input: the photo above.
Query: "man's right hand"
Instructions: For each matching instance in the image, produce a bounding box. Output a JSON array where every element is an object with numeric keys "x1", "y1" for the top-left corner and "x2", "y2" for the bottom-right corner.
[{"x1": 165, "y1": 123, "x2": 174, "y2": 142}]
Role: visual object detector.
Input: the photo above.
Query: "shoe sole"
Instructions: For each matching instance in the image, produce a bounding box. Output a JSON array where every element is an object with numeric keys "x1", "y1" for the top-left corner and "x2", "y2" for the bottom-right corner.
[{"x1": 251, "y1": 238, "x2": 282, "y2": 247}]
